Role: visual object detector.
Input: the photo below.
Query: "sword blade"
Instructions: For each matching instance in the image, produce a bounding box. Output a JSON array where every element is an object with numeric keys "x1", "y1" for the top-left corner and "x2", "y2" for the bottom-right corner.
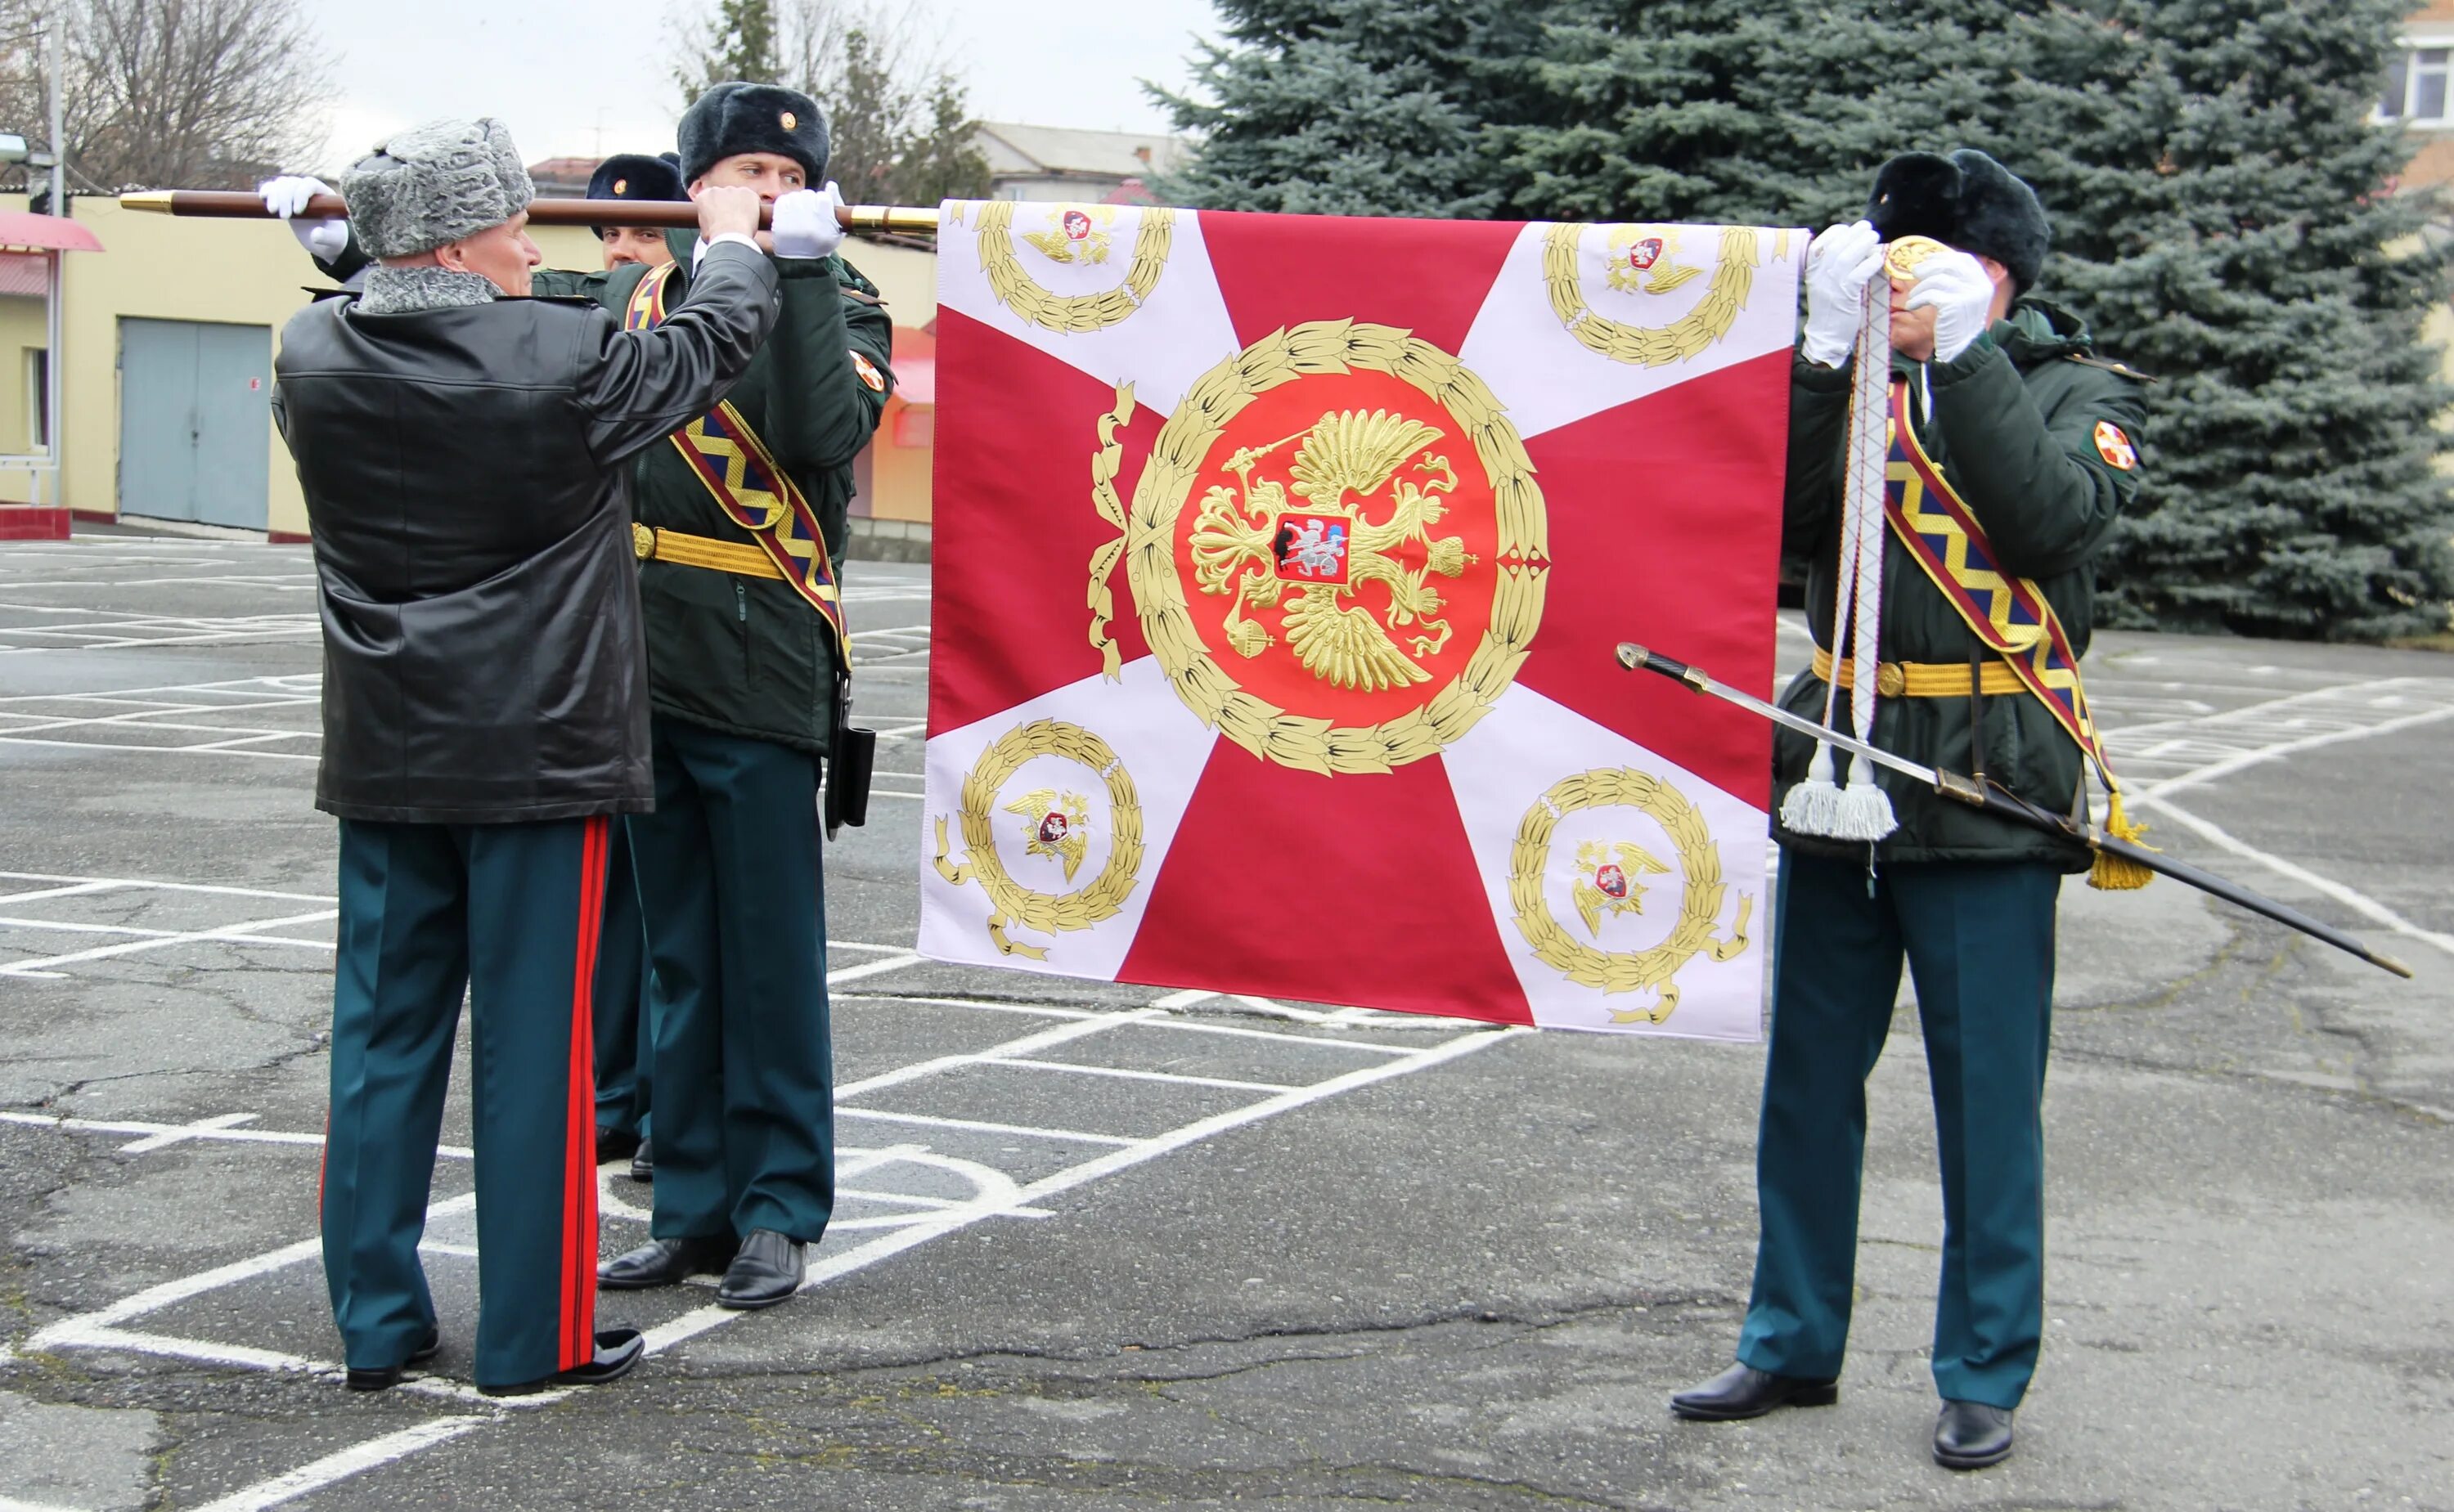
[{"x1": 1615, "y1": 641, "x2": 2416, "y2": 980}]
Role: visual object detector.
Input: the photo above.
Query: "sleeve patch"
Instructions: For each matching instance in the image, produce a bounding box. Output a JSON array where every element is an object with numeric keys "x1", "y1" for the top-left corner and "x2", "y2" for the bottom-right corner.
[
  {"x1": 2092, "y1": 420, "x2": 2137, "y2": 471},
  {"x1": 852, "y1": 350, "x2": 887, "y2": 393}
]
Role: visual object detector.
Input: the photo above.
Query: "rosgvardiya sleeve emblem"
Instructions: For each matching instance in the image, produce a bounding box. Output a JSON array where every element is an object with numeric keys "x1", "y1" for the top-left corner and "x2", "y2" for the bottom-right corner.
[
  {"x1": 1509, "y1": 767, "x2": 1753, "y2": 1024},
  {"x1": 933, "y1": 720, "x2": 1144, "y2": 960},
  {"x1": 976, "y1": 201, "x2": 1175, "y2": 335},
  {"x1": 1085, "y1": 320, "x2": 1552, "y2": 777}
]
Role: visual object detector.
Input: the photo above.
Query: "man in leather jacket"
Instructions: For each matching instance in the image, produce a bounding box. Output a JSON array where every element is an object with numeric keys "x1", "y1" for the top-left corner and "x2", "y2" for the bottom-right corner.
[{"x1": 271, "y1": 117, "x2": 779, "y2": 1398}]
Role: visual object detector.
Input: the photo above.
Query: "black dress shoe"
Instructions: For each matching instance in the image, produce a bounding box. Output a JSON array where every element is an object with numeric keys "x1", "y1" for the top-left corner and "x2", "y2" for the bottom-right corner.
[
  {"x1": 596, "y1": 1126, "x2": 641, "y2": 1164},
  {"x1": 479, "y1": 1327, "x2": 645, "y2": 1397},
  {"x1": 1669, "y1": 1362, "x2": 1840, "y2": 1421},
  {"x1": 597, "y1": 1233, "x2": 732, "y2": 1290},
  {"x1": 629, "y1": 1137, "x2": 654, "y2": 1183},
  {"x1": 1934, "y1": 1400, "x2": 2015, "y2": 1469},
  {"x1": 715, "y1": 1229, "x2": 804, "y2": 1310},
  {"x1": 344, "y1": 1324, "x2": 441, "y2": 1392}
]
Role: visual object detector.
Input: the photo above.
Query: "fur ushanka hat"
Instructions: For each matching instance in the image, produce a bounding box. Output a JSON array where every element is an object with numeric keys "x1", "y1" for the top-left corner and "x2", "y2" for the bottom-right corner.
[
  {"x1": 1865, "y1": 149, "x2": 2050, "y2": 293},
  {"x1": 343, "y1": 118, "x2": 533, "y2": 259},
  {"x1": 677, "y1": 82, "x2": 829, "y2": 186}
]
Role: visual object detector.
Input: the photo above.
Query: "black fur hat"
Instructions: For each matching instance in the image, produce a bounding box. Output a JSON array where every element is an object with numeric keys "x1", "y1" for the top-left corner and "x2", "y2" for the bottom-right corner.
[
  {"x1": 586, "y1": 152, "x2": 684, "y2": 239},
  {"x1": 677, "y1": 82, "x2": 829, "y2": 186},
  {"x1": 1866, "y1": 149, "x2": 2050, "y2": 293}
]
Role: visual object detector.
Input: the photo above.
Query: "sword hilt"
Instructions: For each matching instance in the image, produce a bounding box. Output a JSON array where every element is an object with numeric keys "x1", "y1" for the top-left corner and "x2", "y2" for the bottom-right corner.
[{"x1": 1614, "y1": 642, "x2": 1709, "y2": 693}]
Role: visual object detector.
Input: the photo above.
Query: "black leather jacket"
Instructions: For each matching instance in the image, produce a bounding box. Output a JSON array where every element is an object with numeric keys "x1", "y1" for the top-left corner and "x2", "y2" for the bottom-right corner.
[{"x1": 272, "y1": 243, "x2": 781, "y2": 824}]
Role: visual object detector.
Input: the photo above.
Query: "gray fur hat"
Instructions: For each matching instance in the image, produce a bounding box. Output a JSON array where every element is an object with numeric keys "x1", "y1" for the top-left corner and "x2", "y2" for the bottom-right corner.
[{"x1": 342, "y1": 118, "x2": 534, "y2": 259}]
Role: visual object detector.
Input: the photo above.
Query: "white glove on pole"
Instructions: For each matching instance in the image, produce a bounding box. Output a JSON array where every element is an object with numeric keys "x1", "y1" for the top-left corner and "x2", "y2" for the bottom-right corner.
[
  {"x1": 1800, "y1": 220, "x2": 1884, "y2": 369},
  {"x1": 1906, "y1": 249, "x2": 1998, "y2": 364},
  {"x1": 259, "y1": 175, "x2": 348, "y2": 262},
  {"x1": 769, "y1": 182, "x2": 847, "y2": 261}
]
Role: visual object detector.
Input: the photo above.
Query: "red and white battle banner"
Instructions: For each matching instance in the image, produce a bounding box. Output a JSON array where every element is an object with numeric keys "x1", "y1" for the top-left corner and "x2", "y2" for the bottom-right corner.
[{"x1": 920, "y1": 201, "x2": 1804, "y2": 1040}]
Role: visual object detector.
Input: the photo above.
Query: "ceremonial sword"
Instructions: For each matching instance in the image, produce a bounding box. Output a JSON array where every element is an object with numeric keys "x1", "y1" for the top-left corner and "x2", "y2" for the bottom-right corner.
[
  {"x1": 117, "y1": 191, "x2": 942, "y2": 235},
  {"x1": 1615, "y1": 641, "x2": 2416, "y2": 980}
]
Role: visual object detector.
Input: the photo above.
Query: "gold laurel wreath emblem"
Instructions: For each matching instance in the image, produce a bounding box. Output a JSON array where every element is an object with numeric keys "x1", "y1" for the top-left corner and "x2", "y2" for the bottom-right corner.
[
  {"x1": 977, "y1": 201, "x2": 1175, "y2": 334},
  {"x1": 1088, "y1": 321, "x2": 1548, "y2": 776},
  {"x1": 1543, "y1": 223, "x2": 1760, "y2": 367},
  {"x1": 1508, "y1": 768, "x2": 1753, "y2": 1024},
  {"x1": 933, "y1": 720, "x2": 1145, "y2": 961}
]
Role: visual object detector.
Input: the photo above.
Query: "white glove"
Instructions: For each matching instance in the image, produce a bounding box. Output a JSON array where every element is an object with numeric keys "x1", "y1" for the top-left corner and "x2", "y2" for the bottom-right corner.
[
  {"x1": 1905, "y1": 249, "x2": 1998, "y2": 363},
  {"x1": 769, "y1": 182, "x2": 847, "y2": 261},
  {"x1": 260, "y1": 175, "x2": 348, "y2": 262},
  {"x1": 1800, "y1": 220, "x2": 1884, "y2": 368}
]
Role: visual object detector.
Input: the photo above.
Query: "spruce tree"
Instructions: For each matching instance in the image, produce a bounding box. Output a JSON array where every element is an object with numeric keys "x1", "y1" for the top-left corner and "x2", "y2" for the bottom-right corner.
[{"x1": 1152, "y1": 0, "x2": 1556, "y2": 217}]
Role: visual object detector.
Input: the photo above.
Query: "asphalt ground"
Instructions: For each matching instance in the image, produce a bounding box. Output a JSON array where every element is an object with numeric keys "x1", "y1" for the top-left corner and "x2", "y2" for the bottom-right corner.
[{"x1": 0, "y1": 534, "x2": 2449, "y2": 1511}]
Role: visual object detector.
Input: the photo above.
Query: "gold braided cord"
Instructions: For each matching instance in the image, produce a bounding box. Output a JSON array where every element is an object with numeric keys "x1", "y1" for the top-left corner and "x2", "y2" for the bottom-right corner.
[
  {"x1": 1124, "y1": 321, "x2": 1548, "y2": 776},
  {"x1": 932, "y1": 720, "x2": 1144, "y2": 959},
  {"x1": 978, "y1": 201, "x2": 1175, "y2": 334},
  {"x1": 1541, "y1": 224, "x2": 1760, "y2": 367},
  {"x1": 1508, "y1": 768, "x2": 1752, "y2": 1024}
]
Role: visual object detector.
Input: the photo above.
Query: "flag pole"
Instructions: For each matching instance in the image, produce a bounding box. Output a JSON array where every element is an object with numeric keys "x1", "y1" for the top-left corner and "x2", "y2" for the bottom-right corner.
[{"x1": 117, "y1": 191, "x2": 941, "y2": 235}]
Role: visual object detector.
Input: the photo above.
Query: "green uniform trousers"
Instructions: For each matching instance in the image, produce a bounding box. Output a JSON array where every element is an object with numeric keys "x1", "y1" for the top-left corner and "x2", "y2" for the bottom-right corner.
[
  {"x1": 628, "y1": 715, "x2": 835, "y2": 1245},
  {"x1": 323, "y1": 816, "x2": 609, "y2": 1390},
  {"x1": 593, "y1": 822, "x2": 653, "y2": 1145},
  {"x1": 1737, "y1": 849, "x2": 2059, "y2": 1410}
]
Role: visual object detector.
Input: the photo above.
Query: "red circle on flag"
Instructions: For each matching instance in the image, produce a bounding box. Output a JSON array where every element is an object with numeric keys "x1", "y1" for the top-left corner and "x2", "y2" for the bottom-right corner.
[{"x1": 1171, "y1": 367, "x2": 1499, "y2": 729}]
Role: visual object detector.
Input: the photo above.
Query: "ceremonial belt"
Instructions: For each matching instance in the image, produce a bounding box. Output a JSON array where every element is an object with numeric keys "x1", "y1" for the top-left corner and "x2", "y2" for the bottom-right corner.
[
  {"x1": 1809, "y1": 646, "x2": 2026, "y2": 698},
  {"x1": 623, "y1": 264, "x2": 850, "y2": 666},
  {"x1": 1882, "y1": 380, "x2": 2150, "y2": 877},
  {"x1": 632, "y1": 524, "x2": 784, "y2": 580}
]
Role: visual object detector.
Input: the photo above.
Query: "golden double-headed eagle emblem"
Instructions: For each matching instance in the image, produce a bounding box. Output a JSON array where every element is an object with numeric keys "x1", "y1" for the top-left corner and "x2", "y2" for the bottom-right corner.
[
  {"x1": 1020, "y1": 206, "x2": 1115, "y2": 267},
  {"x1": 1572, "y1": 839, "x2": 1670, "y2": 938},
  {"x1": 1007, "y1": 789, "x2": 1091, "y2": 882},
  {"x1": 1184, "y1": 409, "x2": 1476, "y2": 693}
]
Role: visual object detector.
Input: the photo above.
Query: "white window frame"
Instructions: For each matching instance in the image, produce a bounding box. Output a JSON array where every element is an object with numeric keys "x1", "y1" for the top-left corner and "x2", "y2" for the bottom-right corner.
[{"x1": 2382, "y1": 34, "x2": 2454, "y2": 126}]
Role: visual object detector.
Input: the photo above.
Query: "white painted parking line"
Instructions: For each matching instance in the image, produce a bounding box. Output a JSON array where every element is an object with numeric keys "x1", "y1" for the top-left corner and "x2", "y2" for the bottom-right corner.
[
  {"x1": 185, "y1": 1421, "x2": 492, "y2": 1512},
  {"x1": 994, "y1": 1058, "x2": 1298, "y2": 1093},
  {"x1": 835, "y1": 1106, "x2": 1137, "y2": 1146},
  {"x1": 0, "y1": 909, "x2": 339, "y2": 979}
]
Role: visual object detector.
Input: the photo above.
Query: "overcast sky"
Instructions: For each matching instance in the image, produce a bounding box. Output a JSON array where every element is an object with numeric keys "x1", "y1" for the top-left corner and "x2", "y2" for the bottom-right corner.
[{"x1": 307, "y1": 0, "x2": 1225, "y2": 172}]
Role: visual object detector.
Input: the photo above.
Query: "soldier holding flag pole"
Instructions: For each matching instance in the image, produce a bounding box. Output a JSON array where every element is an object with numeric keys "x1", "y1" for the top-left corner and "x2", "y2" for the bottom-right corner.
[
  {"x1": 1668, "y1": 150, "x2": 2151, "y2": 1471},
  {"x1": 262, "y1": 81, "x2": 894, "y2": 1315}
]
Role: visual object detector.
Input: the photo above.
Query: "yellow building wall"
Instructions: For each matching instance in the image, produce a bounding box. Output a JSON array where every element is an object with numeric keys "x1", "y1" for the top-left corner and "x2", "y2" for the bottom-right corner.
[
  {"x1": 0, "y1": 292, "x2": 43, "y2": 460},
  {"x1": 2, "y1": 192, "x2": 939, "y2": 528}
]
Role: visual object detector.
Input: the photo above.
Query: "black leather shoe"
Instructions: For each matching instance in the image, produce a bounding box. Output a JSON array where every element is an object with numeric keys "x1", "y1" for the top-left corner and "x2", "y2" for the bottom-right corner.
[
  {"x1": 715, "y1": 1229, "x2": 804, "y2": 1310},
  {"x1": 344, "y1": 1324, "x2": 440, "y2": 1392},
  {"x1": 629, "y1": 1137, "x2": 654, "y2": 1183},
  {"x1": 479, "y1": 1327, "x2": 645, "y2": 1397},
  {"x1": 596, "y1": 1126, "x2": 640, "y2": 1164},
  {"x1": 1669, "y1": 1362, "x2": 1840, "y2": 1421},
  {"x1": 1934, "y1": 1400, "x2": 2014, "y2": 1469},
  {"x1": 597, "y1": 1233, "x2": 731, "y2": 1290}
]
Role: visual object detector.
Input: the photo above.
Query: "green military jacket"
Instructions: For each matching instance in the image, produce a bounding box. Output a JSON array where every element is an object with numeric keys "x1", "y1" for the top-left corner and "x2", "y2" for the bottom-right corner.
[
  {"x1": 534, "y1": 228, "x2": 894, "y2": 754},
  {"x1": 1776, "y1": 299, "x2": 2150, "y2": 869}
]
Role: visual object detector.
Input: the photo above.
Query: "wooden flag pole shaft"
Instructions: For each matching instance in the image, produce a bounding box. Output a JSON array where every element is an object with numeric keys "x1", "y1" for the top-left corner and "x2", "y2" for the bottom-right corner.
[{"x1": 117, "y1": 190, "x2": 941, "y2": 235}]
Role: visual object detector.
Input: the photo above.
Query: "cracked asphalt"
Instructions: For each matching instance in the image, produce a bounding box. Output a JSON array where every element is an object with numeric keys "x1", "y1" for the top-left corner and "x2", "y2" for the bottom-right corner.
[{"x1": 2, "y1": 534, "x2": 2451, "y2": 1511}]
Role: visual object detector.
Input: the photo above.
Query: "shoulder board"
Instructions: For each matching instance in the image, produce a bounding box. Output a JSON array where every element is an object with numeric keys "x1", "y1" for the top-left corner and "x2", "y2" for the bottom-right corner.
[
  {"x1": 2065, "y1": 354, "x2": 2157, "y2": 384},
  {"x1": 840, "y1": 285, "x2": 883, "y2": 307},
  {"x1": 306, "y1": 287, "x2": 356, "y2": 303}
]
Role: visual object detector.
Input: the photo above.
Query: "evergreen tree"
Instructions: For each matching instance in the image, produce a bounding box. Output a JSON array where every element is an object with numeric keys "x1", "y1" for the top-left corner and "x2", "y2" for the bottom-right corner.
[
  {"x1": 1151, "y1": 0, "x2": 1556, "y2": 217},
  {"x1": 2074, "y1": 0, "x2": 2454, "y2": 638},
  {"x1": 675, "y1": 0, "x2": 784, "y2": 105}
]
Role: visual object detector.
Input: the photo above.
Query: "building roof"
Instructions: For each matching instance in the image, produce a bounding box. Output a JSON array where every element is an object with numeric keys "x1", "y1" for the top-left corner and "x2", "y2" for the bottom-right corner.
[
  {"x1": 2412, "y1": 2, "x2": 2454, "y2": 24},
  {"x1": 528, "y1": 156, "x2": 604, "y2": 198},
  {"x1": 977, "y1": 123, "x2": 1189, "y2": 182}
]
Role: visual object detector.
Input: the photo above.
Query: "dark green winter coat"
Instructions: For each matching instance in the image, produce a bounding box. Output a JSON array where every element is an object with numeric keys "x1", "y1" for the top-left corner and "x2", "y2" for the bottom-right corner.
[
  {"x1": 534, "y1": 228, "x2": 895, "y2": 753},
  {"x1": 1776, "y1": 299, "x2": 2149, "y2": 869}
]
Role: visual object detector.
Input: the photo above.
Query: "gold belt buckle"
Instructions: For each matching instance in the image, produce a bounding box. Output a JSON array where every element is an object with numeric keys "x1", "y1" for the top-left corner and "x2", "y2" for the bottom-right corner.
[
  {"x1": 1875, "y1": 662, "x2": 1908, "y2": 698},
  {"x1": 632, "y1": 523, "x2": 656, "y2": 562},
  {"x1": 1885, "y1": 234, "x2": 1950, "y2": 288}
]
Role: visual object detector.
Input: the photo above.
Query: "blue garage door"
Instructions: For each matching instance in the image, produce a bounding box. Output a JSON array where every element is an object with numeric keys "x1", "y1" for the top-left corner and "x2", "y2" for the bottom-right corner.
[{"x1": 119, "y1": 318, "x2": 272, "y2": 530}]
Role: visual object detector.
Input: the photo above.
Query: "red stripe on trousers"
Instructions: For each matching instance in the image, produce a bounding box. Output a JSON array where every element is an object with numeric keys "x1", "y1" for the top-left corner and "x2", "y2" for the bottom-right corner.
[{"x1": 560, "y1": 817, "x2": 609, "y2": 1370}]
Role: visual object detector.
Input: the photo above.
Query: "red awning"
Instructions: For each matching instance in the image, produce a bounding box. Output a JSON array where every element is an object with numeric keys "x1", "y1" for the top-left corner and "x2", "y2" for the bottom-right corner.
[
  {"x1": 0, "y1": 211, "x2": 101, "y2": 254},
  {"x1": 0, "y1": 252, "x2": 47, "y2": 295}
]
